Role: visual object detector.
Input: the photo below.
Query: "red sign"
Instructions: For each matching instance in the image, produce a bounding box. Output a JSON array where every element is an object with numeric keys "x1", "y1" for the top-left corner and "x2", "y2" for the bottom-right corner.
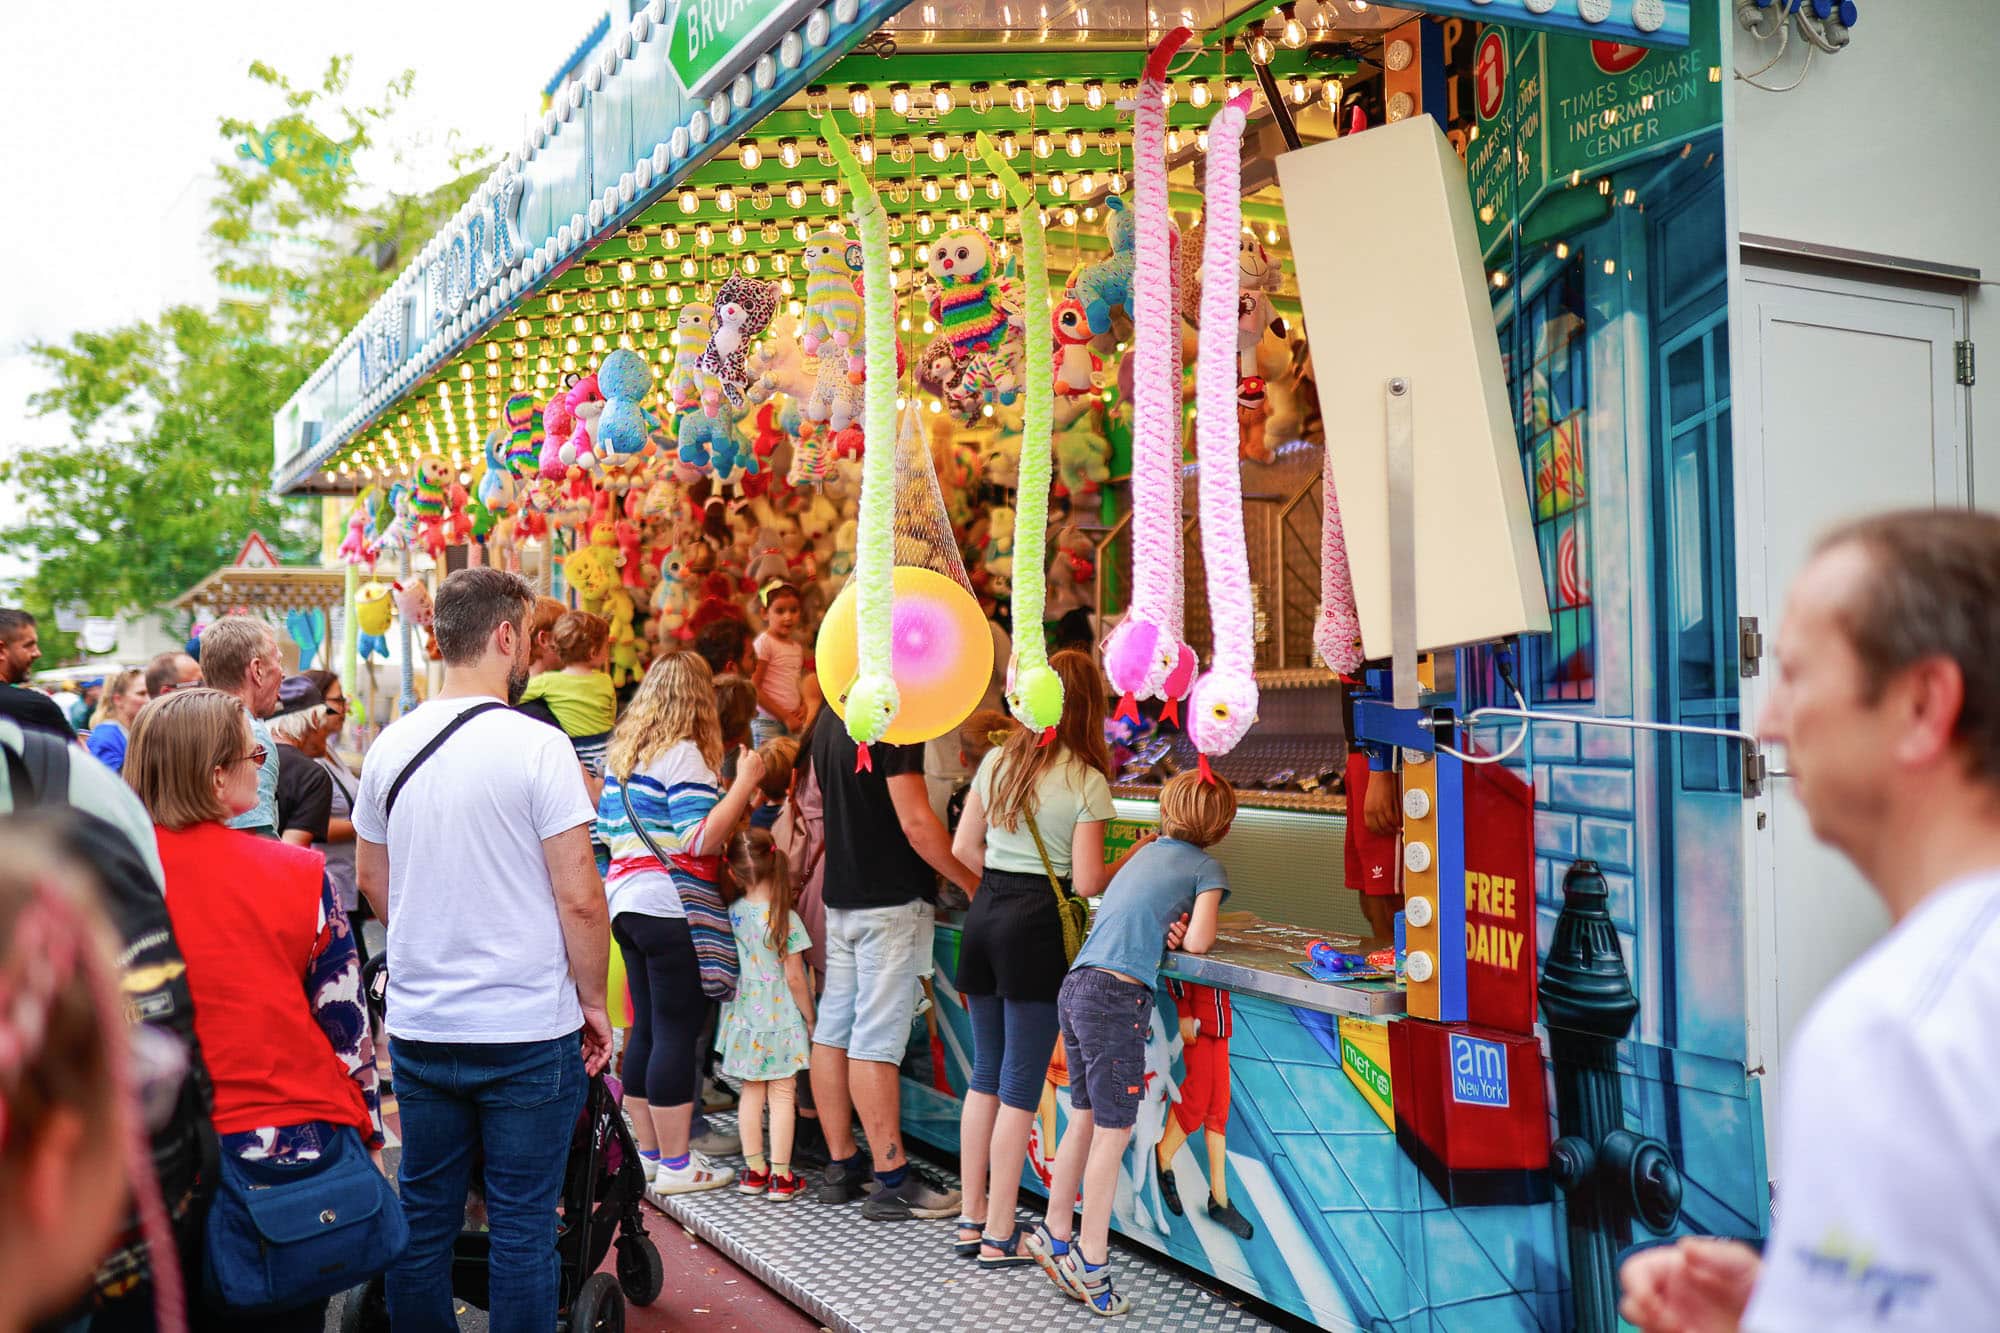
[
  {"x1": 1462, "y1": 761, "x2": 1537, "y2": 1035},
  {"x1": 1474, "y1": 31, "x2": 1508, "y2": 122},
  {"x1": 1591, "y1": 41, "x2": 1650, "y2": 74}
]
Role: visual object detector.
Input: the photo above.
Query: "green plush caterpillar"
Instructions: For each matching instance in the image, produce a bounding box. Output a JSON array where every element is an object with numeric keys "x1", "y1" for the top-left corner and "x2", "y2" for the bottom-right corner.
[{"x1": 975, "y1": 133, "x2": 1064, "y2": 739}]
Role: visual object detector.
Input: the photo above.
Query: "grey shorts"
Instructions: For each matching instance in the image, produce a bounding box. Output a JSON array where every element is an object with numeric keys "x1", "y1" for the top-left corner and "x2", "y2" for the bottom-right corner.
[
  {"x1": 816, "y1": 900, "x2": 934, "y2": 1064},
  {"x1": 1057, "y1": 967, "x2": 1153, "y2": 1131}
]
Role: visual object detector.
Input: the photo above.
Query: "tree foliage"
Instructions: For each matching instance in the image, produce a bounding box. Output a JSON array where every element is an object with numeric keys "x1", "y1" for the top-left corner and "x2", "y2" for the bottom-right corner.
[{"x1": 1, "y1": 57, "x2": 483, "y2": 658}]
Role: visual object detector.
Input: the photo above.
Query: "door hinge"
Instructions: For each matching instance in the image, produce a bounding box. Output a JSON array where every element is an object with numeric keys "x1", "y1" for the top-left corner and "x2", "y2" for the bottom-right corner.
[
  {"x1": 1742, "y1": 744, "x2": 1767, "y2": 800},
  {"x1": 1739, "y1": 616, "x2": 1763, "y2": 679},
  {"x1": 1957, "y1": 339, "x2": 1976, "y2": 387}
]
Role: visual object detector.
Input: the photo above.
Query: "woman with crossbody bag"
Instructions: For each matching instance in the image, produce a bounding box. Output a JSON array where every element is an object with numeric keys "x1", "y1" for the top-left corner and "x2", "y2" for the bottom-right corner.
[
  {"x1": 947, "y1": 651, "x2": 1150, "y2": 1270},
  {"x1": 596, "y1": 653, "x2": 765, "y2": 1202}
]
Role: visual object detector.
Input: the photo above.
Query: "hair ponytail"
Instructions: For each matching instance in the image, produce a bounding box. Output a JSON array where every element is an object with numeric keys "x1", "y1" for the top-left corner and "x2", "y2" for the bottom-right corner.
[{"x1": 726, "y1": 826, "x2": 798, "y2": 957}]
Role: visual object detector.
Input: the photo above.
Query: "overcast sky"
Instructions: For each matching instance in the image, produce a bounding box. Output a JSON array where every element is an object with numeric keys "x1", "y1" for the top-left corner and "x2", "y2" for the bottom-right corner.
[{"x1": 0, "y1": 0, "x2": 605, "y2": 581}]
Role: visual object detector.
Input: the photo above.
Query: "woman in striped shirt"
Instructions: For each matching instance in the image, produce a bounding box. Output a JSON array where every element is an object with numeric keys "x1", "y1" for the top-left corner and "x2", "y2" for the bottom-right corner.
[{"x1": 597, "y1": 652, "x2": 765, "y2": 1200}]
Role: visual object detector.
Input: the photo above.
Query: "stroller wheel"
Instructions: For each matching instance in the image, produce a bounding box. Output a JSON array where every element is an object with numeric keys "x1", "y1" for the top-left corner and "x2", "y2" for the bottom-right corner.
[
  {"x1": 617, "y1": 1234, "x2": 665, "y2": 1306},
  {"x1": 567, "y1": 1270, "x2": 625, "y2": 1332},
  {"x1": 336, "y1": 1277, "x2": 389, "y2": 1333}
]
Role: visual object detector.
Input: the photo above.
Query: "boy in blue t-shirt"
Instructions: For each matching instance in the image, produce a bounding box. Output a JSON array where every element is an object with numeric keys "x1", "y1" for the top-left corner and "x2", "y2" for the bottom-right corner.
[{"x1": 1026, "y1": 770, "x2": 1236, "y2": 1317}]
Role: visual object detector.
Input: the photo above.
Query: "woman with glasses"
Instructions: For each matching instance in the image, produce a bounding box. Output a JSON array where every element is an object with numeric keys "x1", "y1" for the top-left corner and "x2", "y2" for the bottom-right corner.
[{"x1": 124, "y1": 688, "x2": 386, "y2": 1330}]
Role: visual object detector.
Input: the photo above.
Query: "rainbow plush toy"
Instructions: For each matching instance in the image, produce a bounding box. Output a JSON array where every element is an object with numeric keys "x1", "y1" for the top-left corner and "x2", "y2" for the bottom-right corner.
[
  {"x1": 503, "y1": 392, "x2": 541, "y2": 478},
  {"x1": 824, "y1": 121, "x2": 900, "y2": 768},
  {"x1": 668, "y1": 304, "x2": 718, "y2": 410},
  {"x1": 1103, "y1": 28, "x2": 1199, "y2": 724},
  {"x1": 1185, "y1": 91, "x2": 1262, "y2": 773},
  {"x1": 978, "y1": 132, "x2": 1064, "y2": 738},
  {"x1": 926, "y1": 229, "x2": 1011, "y2": 360},
  {"x1": 800, "y1": 230, "x2": 867, "y2": 377}
]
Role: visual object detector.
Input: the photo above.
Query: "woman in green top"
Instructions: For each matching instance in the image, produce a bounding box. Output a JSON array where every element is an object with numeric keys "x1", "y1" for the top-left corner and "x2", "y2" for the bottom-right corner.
[
  {"x1": 946, "y1": 649, "x2": 1148, "y2": 1268},
  {"x1": 518, "y1": 611, "x2": 618, "y2": 776}
]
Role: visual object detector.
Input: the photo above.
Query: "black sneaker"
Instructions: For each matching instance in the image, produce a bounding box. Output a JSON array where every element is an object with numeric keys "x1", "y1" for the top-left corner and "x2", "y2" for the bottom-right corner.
[
  {"x1": 1158, "y1": 1160, "x2": 1183, "y2": 1217},
  {"x1": 792, "y1": 1117, "x2": 831, "y2": 1171},
  {"x1": 1207, "y1": 1195, "x2": 1254, "y2": 1240},
  {"x1": 817, "y1": 1158, "x2": 868, "y2": 1205},
  {"x1": 861, "y1": 1174, "x2": 963, "y2": 1221}
]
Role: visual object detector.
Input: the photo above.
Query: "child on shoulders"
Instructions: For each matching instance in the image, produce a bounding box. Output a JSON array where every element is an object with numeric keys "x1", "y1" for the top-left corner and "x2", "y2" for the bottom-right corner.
[{"x1": 519, "y1": 611, "x2": 617, "y2": 776}]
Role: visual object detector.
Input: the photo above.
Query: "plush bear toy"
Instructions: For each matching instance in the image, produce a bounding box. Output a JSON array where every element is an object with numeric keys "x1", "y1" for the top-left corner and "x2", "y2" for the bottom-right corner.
[{"x1": 697, "y1": 275, "x2": 780, "y2": 415}]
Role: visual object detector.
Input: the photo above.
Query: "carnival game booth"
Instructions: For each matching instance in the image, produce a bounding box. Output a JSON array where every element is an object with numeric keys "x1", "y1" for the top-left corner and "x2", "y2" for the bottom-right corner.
[{"x1": 278, "y1": 3, "x2": 1762, "y2": 1329}]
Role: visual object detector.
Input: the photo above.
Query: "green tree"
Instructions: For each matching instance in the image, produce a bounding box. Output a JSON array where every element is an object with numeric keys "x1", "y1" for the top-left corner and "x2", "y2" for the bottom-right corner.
[{"x1": 1, "y1": 57, "x2": 483, "y2": 660}]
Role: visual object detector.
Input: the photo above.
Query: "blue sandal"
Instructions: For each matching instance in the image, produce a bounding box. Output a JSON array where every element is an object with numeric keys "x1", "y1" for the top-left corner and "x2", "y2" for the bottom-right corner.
[
  {"x1": 952, "y1": 1215, "x2": 983, "y2": 1258},
  {"x1": 977, "y1": 1224, "x2": 1039, "y2": 1270},
  {"x1": 1023, "y1": 1224, "x2": 1084, "y2": 1300}
]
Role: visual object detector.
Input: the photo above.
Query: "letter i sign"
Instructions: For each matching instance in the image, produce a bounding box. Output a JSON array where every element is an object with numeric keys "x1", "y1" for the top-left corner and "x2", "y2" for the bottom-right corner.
[{"x1": 1475, "y1": 31, "x2": 1508, "y2": 122}]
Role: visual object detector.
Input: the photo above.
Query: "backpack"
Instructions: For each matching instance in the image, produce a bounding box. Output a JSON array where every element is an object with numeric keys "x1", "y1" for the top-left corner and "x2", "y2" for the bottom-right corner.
[{"x1": 3, "y1": 728, "x2": 219, "y2": 1316}]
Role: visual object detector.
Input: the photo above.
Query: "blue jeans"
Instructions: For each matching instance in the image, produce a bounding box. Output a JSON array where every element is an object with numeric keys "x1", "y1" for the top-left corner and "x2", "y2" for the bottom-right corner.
[
  {"x1": 386, "y1": 1035, "x2": 584, "y2": 1332},
  {"x1": 966, "y1": 993, "x2": 1061, "y2": 1111}
]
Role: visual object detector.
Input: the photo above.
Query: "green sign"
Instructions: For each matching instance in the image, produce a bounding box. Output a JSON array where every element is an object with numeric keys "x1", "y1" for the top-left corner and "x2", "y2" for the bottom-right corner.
[
  {"x1": 1470, "y1": 2, "x2": 1721, "y2": 258},
  {"x1": 1104, "y1": 816, "x2": 1157, "y2": 866},
  {"x1": 1341, "y1": 1036, "x2": 1392, "y2": 1104},
  {"x1": 666, "y1": 0, "x2": 816, "y2": 98}
]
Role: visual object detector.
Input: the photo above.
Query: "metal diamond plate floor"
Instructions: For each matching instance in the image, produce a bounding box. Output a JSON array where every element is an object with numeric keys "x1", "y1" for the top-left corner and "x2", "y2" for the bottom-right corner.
[{"x1": 656, "y1": 1112, "x2": 1285, "y2": 1333}]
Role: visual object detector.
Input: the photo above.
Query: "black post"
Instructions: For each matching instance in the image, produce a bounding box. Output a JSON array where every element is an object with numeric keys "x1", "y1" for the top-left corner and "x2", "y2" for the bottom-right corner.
[{"x1": 1538, "y1": 860, "x2": 1682, "y2": 1333}]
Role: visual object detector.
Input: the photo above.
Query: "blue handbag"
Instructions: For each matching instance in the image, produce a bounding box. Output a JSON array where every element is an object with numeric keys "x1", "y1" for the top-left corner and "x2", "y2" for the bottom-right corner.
[{"x1": 202, "y1": 1123, "x2": 408, "y2": 1313}]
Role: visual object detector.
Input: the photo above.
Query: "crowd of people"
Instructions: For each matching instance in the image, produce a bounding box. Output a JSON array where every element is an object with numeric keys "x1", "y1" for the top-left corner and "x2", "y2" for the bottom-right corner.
[{"x1": 4, "y1": 506, "x2": 2000, "y2": 1330}]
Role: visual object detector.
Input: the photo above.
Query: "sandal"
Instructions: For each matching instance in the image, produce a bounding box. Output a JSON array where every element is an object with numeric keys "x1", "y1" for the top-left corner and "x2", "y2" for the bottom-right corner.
[
  {"x1": 1059, "y1": 1252, "x2": 1131, "y2": 1317},
  {"x1": 1023, "y1": 1224, "x2": 1084, "y2": 1300},
  {"x1": 977, "y1": 1224, "x2": 1039, "y2": 1270},
  {"x1": 952, "y1": 1215, "x2": 984, "y2": 1258}
]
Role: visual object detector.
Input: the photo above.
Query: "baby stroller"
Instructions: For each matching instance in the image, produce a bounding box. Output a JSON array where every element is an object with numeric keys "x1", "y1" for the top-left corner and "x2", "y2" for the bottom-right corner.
[{"x1": 342, "y1": 957, "x2": 663, "y2": 1332}]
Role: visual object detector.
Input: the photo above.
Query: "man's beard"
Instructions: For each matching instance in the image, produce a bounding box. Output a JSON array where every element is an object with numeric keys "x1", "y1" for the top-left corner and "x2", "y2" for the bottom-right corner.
[{"x1": 506, "y1": 666, "x2": 529, "y2": 706}]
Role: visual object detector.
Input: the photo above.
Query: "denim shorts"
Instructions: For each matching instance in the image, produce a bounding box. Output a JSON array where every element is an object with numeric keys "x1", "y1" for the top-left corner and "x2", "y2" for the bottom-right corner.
[
  {"x1": 1057, "y1": 967, "x2": 1154, "y2": 1131},
  {"x1": 817, "y1": 899, "x2": 934, "y2": 1064}
]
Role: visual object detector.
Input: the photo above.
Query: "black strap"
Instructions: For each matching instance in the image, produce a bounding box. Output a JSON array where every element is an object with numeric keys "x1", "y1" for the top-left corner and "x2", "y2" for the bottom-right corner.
[
  {"x1": 619, "y1": 783, "x2": 673, "y2": 866},
  {"x1": 383, "y1": 702, "x2": 506, "y2": 821},
  {"x1": 3, "y1": 727, "x2": 71, "y2": 809}
]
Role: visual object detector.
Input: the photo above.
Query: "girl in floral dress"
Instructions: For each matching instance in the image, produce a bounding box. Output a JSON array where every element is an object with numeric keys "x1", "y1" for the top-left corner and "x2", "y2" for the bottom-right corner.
[{"x1": 720, "y1": 827, "x2": 816, "y2": 1200}]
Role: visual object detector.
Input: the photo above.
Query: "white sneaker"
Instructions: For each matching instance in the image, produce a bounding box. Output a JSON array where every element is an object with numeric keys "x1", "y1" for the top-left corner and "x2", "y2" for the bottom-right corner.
[
  {"x1": 639, "y1": 1153, "x2": 659, "y2": 1184},
  {"x1": 648, "y1": 1152, "x2": 736, "y2": 1200}
]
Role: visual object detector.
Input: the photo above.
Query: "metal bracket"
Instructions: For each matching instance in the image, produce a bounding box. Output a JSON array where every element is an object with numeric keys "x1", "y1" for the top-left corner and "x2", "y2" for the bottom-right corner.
[{"x1": 1386, "y1": 377, "x2": 1418, "y2": 710}]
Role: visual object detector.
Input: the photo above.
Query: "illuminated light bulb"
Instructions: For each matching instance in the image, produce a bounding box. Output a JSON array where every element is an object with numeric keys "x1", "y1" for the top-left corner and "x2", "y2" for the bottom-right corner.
[
  {"x1": 955, "y1": 175, "x2": 973, "y2": 201},
  {"x1": 1289, "y1": 76, "x2": 1310, "y2": 105},
  {"x1": 1046, "y1": 79, "x2": 1069, "y2": 111},
  {"x1": 1077, "y1": 170, "x2": 1095, "y2": 193},
  {"x1": 786, "y1": 181, "x2": 806, "y2": 208},
  {"x1": 1061, "y1": 206, "x2": 1078, "y2": 226},
  {"x1": 970, "y1": 81, "x2": 992, "y2": 113},
  {"x1": 514, "y1": 319, "x2": 531, "y2": 337},
  {"x1": 921, "y1": 176, "x2": 942, "y2": 202},
  {"x1": 1049, "y1": 171, "x2": 1067, "y2": 196},
  {"x1": 715, "y1": 185, "x2": 735, "y2": 212},
  {"x1": 848, "y1": 84, "x2": 872, "y2": 117},
  {"x1": 1196, "y1": 128, "x2": 1209, "y2": 152},
  {"x1": 928, "y1": 133, "x2": 951, "y2": 162},
  {"x1": 1084, "y1": 79, "x2": 1105, "y2": 110},
  {"x1": 794, "y1": 220, "x2": 812, "y2": 241},
  {"x1": 1166, "y1": 128, "x2": 1183, "y2": 154},
  {"x1": 1066, "y1": 129, "x2": 1085, "y2": 157},
  {"x1": 740, "y1": 141, "x2": 762, "y2": 169},
  {"x1": 1266, "y1": 224, "x2": 1279, "y2": 243},
  {"x1": 857, "y1": 137, "x2": 876, "y2": 164},
  {"x1": 1083, "y1": 205, "x2": 1097, "y2": 221},
  {"x1": 1282, "y1": 4, "x2": 1306, "y2": 46},
  {"x1": 1109, "y1": 170, "x2": 1127, "y2": 193},
  {"x1": 1598, "y1": 178, "x2": 1612, "y2": 196},
  {"x1": 780, "y1": 277, "x2": 795, "y2": 295},
  {"x1": 1555, "y1": 242, "x2": 1571, "y2": 259},
  {"x1": 680, "y1": 258, "x2": 697, "y2": 277},
  {"x1": 742, "y1": 253, "x2": 758, "y2": 273},
  {"x1": 779, "y1": 138, "x2": 800, "y2": 168},
  {"x1": 822, "y1": 180, "x2": 841, "y2": 206},
  {"x1": 889, "y1": 83, "x2": 912, "y2": 115},
  {"x1": 1323, "y1": 78, "x2": 1344, "y2": 111},
  {"x1": 728, "y1": 222, "x2": 746, "y2": 245},
  {"x1": 929, "y1": 398, "x2": 943, "y2": 414},
  {"x1": 932, "y1": 82, "x2": 954, "y2": 113},
  {"x1": 1033, "y1": 130, "x2": 1053, "y2": 159},
  {"x1": 887, "y1": 180, "x2": 911, "y2": 204},
  {"x1": 678, "y1": 188, "x2": 699, "y2": 213},
  {"x1": 1250, "y1": 31, "x2": 1274, "y2": 63},
  {"x1": 772, "y1": 252, "x2": 788, "y2": 271},
  {"x1": 889, "y1": 244, "x2": 904, "y2": 265},
  {"x1": 1490, "y1": 271, "x2": 1509, "y2": 290},
  {"x1": 999, "y1": 131, "x2": 1019, "y2": 159},
  {"x1": 1009, "y1": 81, "x2": 1030, "y2": 113},
  {"x1": 916, "y1": 214, "x2": 935, "y2": 235},
  {"x1": 899, "y1": 315, "x2": 912, "y2": 332},
  {"x1": 696, "y1": 223, "x2": 713, "y2": 246},
  {"x1": 1189, "y1": 78, "x2": 1212, "y2": 108},
  {"x1": 662, "y1": 226, "x2": 680, "y2": 249},
  {"x1": 1604, "y1": 258, "x2": 1618, "y2": 275},
  {"x1": 987, "y1": 175, "x2": 1004, "y2": 199},
  {"x1": 1350, "y1": 0, "x2": 1369, "y2": 11},
  {"x1": 978, "y1": 209, "x2": 992, "y2": 231},
  {"x1": 1623, "y1": 187, "x2": 1638, "y2": 205},
  {"x1": 1226, "y1": 76, "x2": 1244, "y2": 102}
]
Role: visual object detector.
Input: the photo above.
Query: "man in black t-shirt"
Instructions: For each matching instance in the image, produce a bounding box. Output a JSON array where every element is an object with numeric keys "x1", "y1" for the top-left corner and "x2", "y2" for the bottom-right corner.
[
  {"x1": 269, "y1": 675, "x2": 333, "y2": 848},
  {"x1": 0, "y1": 609, "x2": 74, "y2": 742},
  {"x1": 808, "y1": 717, "x2": 979, "y2": 1221}
]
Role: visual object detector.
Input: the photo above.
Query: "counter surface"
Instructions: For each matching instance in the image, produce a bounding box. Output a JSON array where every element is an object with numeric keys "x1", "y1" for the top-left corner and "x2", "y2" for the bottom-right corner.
[{"x1": 934, "y1": 910, "x2": 1406, "y2": 1018}]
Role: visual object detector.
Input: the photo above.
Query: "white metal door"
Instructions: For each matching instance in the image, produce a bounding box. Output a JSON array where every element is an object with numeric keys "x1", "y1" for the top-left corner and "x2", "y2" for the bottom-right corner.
[{"x1": 1735, "y1": 264, "x2": 1966, "y2": 1146}]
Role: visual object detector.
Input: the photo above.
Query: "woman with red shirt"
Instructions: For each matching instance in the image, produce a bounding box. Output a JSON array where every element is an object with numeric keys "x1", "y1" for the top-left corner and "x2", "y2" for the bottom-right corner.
[{"x1": 124, "y1": 688, "x2": 385, "y2": 1330}]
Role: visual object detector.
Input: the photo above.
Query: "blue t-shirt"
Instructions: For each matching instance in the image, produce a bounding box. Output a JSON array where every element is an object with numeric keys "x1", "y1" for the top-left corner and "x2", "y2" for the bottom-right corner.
[
  {"x1": 226, "y1": 715, "x2": 280, "y2": 834},
  {"x1": 1070, "y1": 837, "x2": 1228, "y2": 991},
  {"x1": 85, "y1": 720, "x2": 128, "y2": 774}
]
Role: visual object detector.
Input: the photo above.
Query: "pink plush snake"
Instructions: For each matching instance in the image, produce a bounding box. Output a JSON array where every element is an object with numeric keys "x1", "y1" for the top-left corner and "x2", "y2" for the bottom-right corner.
[
  {"x1": 1314, "y1": 470, "x2": 1363, "y2": 674},
  {"x1": 1186, "y1": 91, "x2": 1261, "y2": 773},
  {"x1": 1103, "y1": 28, "x2": 1198, "y2": 724}
]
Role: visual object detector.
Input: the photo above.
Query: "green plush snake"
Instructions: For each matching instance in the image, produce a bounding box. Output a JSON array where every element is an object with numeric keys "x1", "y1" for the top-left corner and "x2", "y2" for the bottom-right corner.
[
  {"x1": 824, "y1": 120, "x2": 900, "y2": 768},
  {"x1": 976, "y1": 133, "x2": 1064, "y2": 739}
]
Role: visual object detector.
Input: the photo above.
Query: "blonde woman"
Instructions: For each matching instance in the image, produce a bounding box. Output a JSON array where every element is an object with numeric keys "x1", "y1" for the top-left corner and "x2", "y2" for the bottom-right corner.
[
  {"x1": 83, "y1": 669, "x2": 149, "y2": 774},
  {"x1": 596, "y1": 652, "x2": 765, "y2": 1201}
]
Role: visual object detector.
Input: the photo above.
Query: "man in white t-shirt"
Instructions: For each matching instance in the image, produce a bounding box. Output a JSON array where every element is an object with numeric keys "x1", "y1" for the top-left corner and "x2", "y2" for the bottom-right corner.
[
  {"x1": 355, "y1": 566, "x2": 611, "y2": 1332},
  {"x1": 1621, "y1": 510, "x2": 2000, "y2": 1332}
]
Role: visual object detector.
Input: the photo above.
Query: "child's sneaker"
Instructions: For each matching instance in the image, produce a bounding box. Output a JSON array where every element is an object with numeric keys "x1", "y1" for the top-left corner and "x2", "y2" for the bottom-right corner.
[
  {"x1": 766, "y1": 1171, "x2": 806, "y2": 1202},
  {"x1": 1057, "y1": 1252, "x2": 1131, "y2": 1317},
  {"x1": 737, "y1": 1167, "x2": 770, "y2": 1196}
]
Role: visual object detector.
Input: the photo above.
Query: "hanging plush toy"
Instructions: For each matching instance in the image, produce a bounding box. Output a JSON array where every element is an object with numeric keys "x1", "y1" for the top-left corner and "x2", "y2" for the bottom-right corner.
[
  {"x1": 558, "y1": 374, "x2": 605, "y2": 473},
  {"x1": 669, "y1": 304, "x2": 718, "y2": 410},
  {"x1": 1313, "y1": 470, "x2": 1364, "y2": 675},
  {"x1": 1065, "y1": 195, "x2": 1137, "y2": 335},
  {"x1": 1237, "y1": 375, "x2": 1274, "y2": 464},
  {"x1": 539, "y1": 381, "x2": 575, "y2": 481},
  {"x1": 977, "y1": 133, "x2": 1063, "y2": 737},
  {"x1": 1103, "y1": 29, "x2": 1199, "y2": 723},
  {"x1": 1051, "y1": 298, "x2": 1102, "y2": 397},
  {"x1": 697, "y1": 275, "x2": 780, "y2": 415},
  {"x1": 799, "y1": 230, "x2": 867, "y2": 377},
  {"x1": 409, "y1": 454, "x2": 451, "y2": 558},
  {"x1": 504, "y1": 392, "x2": 542, "y2": 479},
  {"x1": 595, "y1": 348, "x2": 653, "y2": 465},
  {"x1": 926, "y1": 228, "x2": 1011, "y2": 360},
  {"x1": 336, "y1": 503, "x2": 375, "y2": 567},
  {"x1": 355, "y1": 580, "x2": 393, "y2": 661},
  {"x1": 1185, "y1": 91, "x2": 1262, "y2": 773}
]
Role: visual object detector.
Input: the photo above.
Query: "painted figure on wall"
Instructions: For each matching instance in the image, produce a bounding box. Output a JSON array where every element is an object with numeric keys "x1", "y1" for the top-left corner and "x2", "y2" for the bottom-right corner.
[{"x1": 1155, "y1": 980, "x2": 1253, "y2": 1240}]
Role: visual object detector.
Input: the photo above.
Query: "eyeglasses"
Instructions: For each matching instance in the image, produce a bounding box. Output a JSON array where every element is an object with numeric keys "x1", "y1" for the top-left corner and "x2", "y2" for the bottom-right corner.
[
  {"x1": 163, "y1": 677, "x2": 203, "y2": 692},
  {"x1": 234, "y1": 746, "x2": 268, "y2": 769}
]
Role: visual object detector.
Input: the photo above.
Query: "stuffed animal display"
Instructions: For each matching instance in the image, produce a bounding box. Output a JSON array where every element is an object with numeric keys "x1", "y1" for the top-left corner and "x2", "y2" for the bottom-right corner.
[
  {"x1": 1065, "y1": 195, "x2": 1136, "y2": 335},
  {"x1": 697, "y1": 275, "x2": 780, "y2": 414},
  {"x1": 800, "y1": 230, "x2": 867, "y2": 376}
]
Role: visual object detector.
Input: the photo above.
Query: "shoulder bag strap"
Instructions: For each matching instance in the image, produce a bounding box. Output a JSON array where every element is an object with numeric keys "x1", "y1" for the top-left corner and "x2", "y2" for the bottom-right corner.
[
  {"x1": 383, "y1": 702, "x2": 507, "y2": 822},
  {"x1": 787, "y1": 784, "x2": 826, "y2": 882},
  {"x1": 1023, "y1": 803, "x2": 1085, "y2": 962},
  {"x1": 618, "y1": 781, "x2": 674, "y2": 866},
  {"x1": 3, "y1": 728, "x2": 71, "y2": 810}
]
